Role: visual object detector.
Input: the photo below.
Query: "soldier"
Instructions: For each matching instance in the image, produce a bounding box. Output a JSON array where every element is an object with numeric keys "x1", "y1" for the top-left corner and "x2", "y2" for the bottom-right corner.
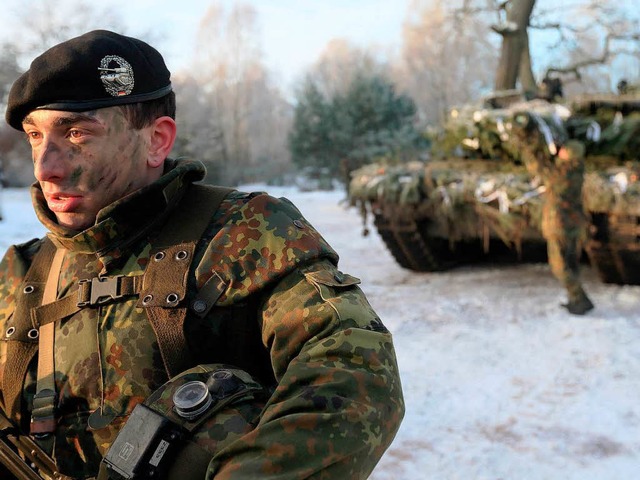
[
  {"x1": 0, "y1": 30, "x2": 404, "y2": 479},
  {"x1": 510, "y1": 112, "x2": 594, "y2": 315}
]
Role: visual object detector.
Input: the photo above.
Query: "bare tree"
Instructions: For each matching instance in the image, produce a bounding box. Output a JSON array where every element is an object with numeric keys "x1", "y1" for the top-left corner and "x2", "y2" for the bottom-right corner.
[
  {"x1": 189, "y1": 1, "x2": 291, "y2": 184},
  {"x1": 395, "y1": 0, "x2": 639, "y2": 130},
  {"x1": 304, "y1": 39, "x2": 386, "y2": 98},
  {"x1": 491, "y1": 0, "x2": 639, "y2": 94},
  {"x1": 535, "y1": 1, "x2": 640, "y2": 91},
  {"x1": 244, "y1": 66, "x2": 293, "y2": 182},
  {"x1": 172, "y1": 74, "x2": 229, "y2": 183},
  {"x1": 492, "y1": 0, "x2": 536, "y2": 92},
  {"x1": 0, "y1": 43, "x2": 32, "y2": 186},
  {"x1": 395, "y1": 0, "x2": 497, "y2": 125},
  {"x1": 8, "y1": 0, "x2": 125, "y2": 63}
]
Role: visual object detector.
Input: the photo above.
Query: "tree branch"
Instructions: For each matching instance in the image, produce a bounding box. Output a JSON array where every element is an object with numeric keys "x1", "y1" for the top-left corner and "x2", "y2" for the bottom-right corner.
[{"x1": 545, "y1": 30, "x2": 640, "y2": 81}]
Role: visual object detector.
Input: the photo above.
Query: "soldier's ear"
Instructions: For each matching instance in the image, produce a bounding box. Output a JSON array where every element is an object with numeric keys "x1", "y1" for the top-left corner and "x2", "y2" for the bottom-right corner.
[{"x1": 147, "y1": 116, "x2": 177, "y2": 168}]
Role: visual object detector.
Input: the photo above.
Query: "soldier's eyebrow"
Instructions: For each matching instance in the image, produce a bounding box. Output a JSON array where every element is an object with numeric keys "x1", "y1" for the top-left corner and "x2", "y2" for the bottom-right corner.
[
  {"x1": 53, "y1": 113, "x2": 101, "y2": 127},
  {"x1": 22, "y1": 112, "x2": 101, "y2": 127}
]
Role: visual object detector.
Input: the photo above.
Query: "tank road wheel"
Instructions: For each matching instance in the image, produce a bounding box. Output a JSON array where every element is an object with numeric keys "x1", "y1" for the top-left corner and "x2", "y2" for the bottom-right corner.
[
  {"x1": 586, "y1": 213, "x2": 640, "y2": 285},
  {"x1": 373, "y1": 212, "x2": 444, "y2": 272}
]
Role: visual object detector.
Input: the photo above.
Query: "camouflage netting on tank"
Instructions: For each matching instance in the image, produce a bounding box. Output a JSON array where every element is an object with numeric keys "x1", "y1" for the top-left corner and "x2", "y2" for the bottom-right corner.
[
  {"x1": 350, "y1": 162, "x2": 545, "y2": 240},
  {"x1": 584, "y1": 168, "x2": 640, "y2": 216},
  {"x1": 349, "y1": 161, "x2": 640, "y2": 244},
  {"x1": 349, "y1": 162, "x2": 425, "y2": 204}
]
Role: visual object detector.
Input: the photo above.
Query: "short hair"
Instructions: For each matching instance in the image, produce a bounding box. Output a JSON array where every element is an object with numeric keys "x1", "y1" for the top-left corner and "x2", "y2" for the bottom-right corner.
[{"x1": 118, "y1": 91, "x2": 176, "y2": 130}]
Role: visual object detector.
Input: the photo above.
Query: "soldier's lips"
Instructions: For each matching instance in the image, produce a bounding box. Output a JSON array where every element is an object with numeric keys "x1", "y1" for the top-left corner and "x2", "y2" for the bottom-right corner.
[{"x1": 46, "y1": 193, "x2": 83, "y2": 212}]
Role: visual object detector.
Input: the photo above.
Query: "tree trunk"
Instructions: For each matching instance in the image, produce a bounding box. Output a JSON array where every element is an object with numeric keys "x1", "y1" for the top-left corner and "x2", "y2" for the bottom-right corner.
[
  {"x1": 494, "y1": 0, "x2": 536, "y2": 91},
  {"x1": 518, "y1": 33, "x2": 538, "y2": 95}
]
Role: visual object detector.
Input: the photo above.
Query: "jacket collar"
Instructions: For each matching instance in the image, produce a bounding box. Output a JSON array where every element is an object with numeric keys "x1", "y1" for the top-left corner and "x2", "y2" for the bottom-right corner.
[{"x1": 32, "y1": 159, "x2": 206, "y2": 269}]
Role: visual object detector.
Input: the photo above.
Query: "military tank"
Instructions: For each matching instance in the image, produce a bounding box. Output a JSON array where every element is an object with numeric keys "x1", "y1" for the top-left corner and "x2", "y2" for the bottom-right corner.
[{"x1": 348, "y1": 89, "x2": 640, "y2": 284}]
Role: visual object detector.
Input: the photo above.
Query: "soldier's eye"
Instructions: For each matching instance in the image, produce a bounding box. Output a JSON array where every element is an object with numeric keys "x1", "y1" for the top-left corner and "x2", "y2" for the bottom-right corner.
[
  {"x1": 69, "y1": 129, "x2": 84, "y2": 139},
  {"x1": 25, "y1": 131, "x2": 41, "y2": 143}
]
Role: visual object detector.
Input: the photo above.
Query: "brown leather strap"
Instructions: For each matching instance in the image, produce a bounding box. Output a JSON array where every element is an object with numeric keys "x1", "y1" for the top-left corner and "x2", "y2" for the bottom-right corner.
[
  {"x1": 31, "y1": 247, "x2": 66, "y2": 435},
  {"x1": 0, "y1": 408, "x2": 66, "y2": 480}
]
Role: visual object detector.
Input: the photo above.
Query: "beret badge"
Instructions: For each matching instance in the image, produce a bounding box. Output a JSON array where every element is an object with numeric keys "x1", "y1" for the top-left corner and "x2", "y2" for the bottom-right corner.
[{"x1": 99, "y1": 55, "x2": 135, "y2": 97}]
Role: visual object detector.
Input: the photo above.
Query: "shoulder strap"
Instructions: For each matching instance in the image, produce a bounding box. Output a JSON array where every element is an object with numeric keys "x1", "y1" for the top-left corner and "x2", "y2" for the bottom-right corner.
[
  {"x1": 154, "y1": 184, "x2": 235, "y2": 248},
  {"x1": 140, "y1": 184, "x2": 234, "y2": 378},
  {"x1": 30, "y1": 247, "x2": 66, "y2": 436},
  {"x1": 1, "y1": 239, "x2": 56, "y2": 423}
]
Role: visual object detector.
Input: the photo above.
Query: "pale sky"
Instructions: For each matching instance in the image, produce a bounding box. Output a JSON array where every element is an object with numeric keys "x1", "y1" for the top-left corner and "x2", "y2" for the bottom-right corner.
[
  {"x1": 2, "y1": 0, "x2": 410, "y2": 93},
  {"x1": 152, "y1": 1, "x2": 408, "y2": 88},
  {"x1": 3, "y1": 1, "x2": 637, "y2": 94}
]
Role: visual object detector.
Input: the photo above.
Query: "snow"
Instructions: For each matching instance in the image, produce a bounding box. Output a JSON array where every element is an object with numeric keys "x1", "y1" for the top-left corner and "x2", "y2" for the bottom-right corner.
[{"x1": 1, "y1": 185, "x2": 639, "y2": 479}]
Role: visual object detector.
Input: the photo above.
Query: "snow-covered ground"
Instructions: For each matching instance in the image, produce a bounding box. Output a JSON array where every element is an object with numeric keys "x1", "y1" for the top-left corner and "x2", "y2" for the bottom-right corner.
[{"x1": 1, "y1": 185, "x2": 639, "y2": 479}]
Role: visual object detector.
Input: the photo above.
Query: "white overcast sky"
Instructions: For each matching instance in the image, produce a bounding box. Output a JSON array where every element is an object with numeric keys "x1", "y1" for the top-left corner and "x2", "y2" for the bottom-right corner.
[
  {"x1": 154, "y1": 0, "x2": 408, "y2": 85},
  {"x1": 2, "y1": 0, "x2": 410, "y2": 93}
]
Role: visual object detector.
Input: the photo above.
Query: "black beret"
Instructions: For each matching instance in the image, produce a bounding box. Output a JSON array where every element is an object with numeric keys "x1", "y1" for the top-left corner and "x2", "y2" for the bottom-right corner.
[{"x1": 5, "y1": 30, "x2": 172, "y2": 130}]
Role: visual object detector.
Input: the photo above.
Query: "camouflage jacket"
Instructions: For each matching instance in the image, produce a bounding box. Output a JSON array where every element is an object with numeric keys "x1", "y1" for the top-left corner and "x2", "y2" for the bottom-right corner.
[{"x1": 0, "y1": 160, "x2": 404, "y2": 479}]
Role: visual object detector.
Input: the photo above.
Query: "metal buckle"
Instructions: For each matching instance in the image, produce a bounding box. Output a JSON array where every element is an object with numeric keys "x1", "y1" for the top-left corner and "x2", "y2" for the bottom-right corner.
[{"x1": 77, "y1": 276, "x2": 124, "y2": 307}]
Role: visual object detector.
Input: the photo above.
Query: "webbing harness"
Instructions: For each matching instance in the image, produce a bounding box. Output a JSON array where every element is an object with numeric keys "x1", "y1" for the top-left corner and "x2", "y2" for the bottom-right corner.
[
  {"x1": 30, "y1": 247, "x2": 65, "y2": 438},
  {"x1": 2, "y1": 184, "x2": 234, "y2": 438}
]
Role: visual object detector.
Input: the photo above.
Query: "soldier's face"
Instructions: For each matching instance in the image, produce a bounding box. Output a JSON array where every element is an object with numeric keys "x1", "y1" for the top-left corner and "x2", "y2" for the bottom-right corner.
[{"x1": 23, "y1": 107, "x2": 155, "y2": 230}]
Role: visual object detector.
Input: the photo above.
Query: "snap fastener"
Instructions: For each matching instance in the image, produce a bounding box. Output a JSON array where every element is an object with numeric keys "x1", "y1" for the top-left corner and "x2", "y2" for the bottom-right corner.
[
  {"x1": 192, "y1": 299, "x2": 208, "y2": 314},
  {"x1": 166, "y1": 293, "x2": 179, "y2": 305},
  {"x1": 142, "y1": 294, "x2": 154, "y2": 305},
  {"x1": 153, "y1": 252, "x2": 166, "y2": 261},
  {"x1": 23, "y1": 285, "x2": 35, "y2": 294},
  {"x1": 6, "y1": 327, "x2": 16, "y2": 338},
  {"x1": 27, "y1": 328, "x2": 39, "y2": 339},
  {"x1": 293, "y1": 220, "x2": 304, "y2": 229},
  {"x1": 175, "y1": 250, "x2": 189, "y2": 261}
]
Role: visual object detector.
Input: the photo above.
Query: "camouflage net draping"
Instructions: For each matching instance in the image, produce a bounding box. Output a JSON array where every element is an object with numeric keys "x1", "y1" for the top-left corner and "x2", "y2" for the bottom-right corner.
[{"x1": 349, "y1": 161, "x2": 640, "y2": 244}]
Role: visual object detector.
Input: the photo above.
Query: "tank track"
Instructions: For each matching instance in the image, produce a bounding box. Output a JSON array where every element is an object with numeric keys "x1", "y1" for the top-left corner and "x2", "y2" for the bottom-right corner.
[
  {"x1": 373, "y1": 208, "x2": 549, "y2": 272},
  {"x1": 586, "y1": 213, "x2": 640, "y2": 285},
  {"x1": 373, "y1": 212, "x2": 445, "y2": 271}
]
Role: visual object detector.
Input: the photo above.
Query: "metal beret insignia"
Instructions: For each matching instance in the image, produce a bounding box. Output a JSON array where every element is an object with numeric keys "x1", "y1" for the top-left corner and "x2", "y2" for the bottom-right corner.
[{"x1": 99, "y1": 55, "x2": 135, "y2": 97}]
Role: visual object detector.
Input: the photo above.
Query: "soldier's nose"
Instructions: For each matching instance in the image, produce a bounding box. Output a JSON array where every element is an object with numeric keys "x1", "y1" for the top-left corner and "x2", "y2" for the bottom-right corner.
[{"x1": 33, "y1": 140, "x2": 67, "y2": 183}]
